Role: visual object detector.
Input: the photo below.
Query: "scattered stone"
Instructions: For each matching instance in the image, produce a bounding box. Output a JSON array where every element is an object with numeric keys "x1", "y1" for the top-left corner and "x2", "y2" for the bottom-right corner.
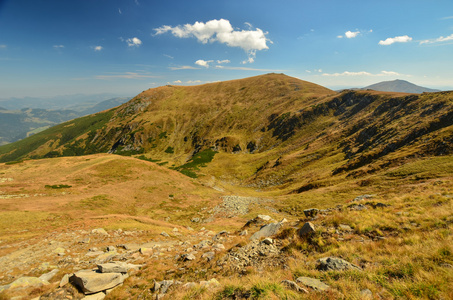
[
  {"x1": 116, "y1": 244, "x2": 129, "y2": 250},
  {"x1": 70, "y1": 269, "x2": 125, "y2": 294},
  {"x1": 181, "y1": 253, "x2": 196, "y2": 261},
  {"x1": 239, "y1": 230, "x2": 248, "y2": 236},
  {"x1": 339, "y1": 224, "x2": 352, "y2": 231},
  {"x1": 172, "y1": 227, "x2": 179, "y2": 232},
  {"x1": 353, "y1": 195, "x2": 374, "y2": 202},
  {"x1": 316, "y1": 257, "x2": 361, "y2": 271},
  {"x1": 262, "y1": 238, "x2": 273, "y2": 245},
  {"x1": 281, "y1": 279, "x2": 309, "y2": 293},
  {"x1": 39, "y1": 268, "x2": 59, "y2": 282},
  {"x1": 161, "y1": 231, "x2": 170, "y2": 237},
  {"x1": 154, "y1": 279, "x2": 175, "y2": 294},
  {"x1": 250, "y1": 222, "x2": 283, "y2": 240},
  {"x1": 296, "y1": 277, "x2": 330, "y2": 291},
  {"x1": 91, "y1": 228, "x2": 109, "y2": 236},
  {"x1": 107, "y1": 246, "x2": 116, "y2": 252},
  {"x1": 97, "y1": 262, "x2": 129, "y2": 274},
  {"x1": 191, "y1": 217, "x2": 201, "y2": 223},
  {"x1": 94, "y1": 251, "x2": 118, "y2": 264},
  {"x1": 298, "y1": 222, "x2": 316, "y2": 238},
  {"x1": 0, "y1": 276, "x2": 49, "y2": 292},
  {"x1": 257, "y1": 215, "x2": 272, "y2": 221},
  {"x1": 202, "y1": 252, "x2": 215, "y2": 261},
  {"x1": 360, "y1": 289, "x2": 373, "y2": 299},
  {"x1": 349, "y1": 204, "x2": 368, "y2": 211},
  {"x1": 59, "y1": 274, "x2": 70, "y2": 287},
  {"x1": 183, "y1": 282, "x2": 197, "y2": 289},
  {"x1": 53, "y1": 247, "x2": 66, "y2": 256},
  {"x1": 200, "y1": 278, "x2": 220, "y2": 289},
  {"x1": 79, "y1": 237, "x2": 91, "y2": 244},
  {"x1": 140, "y1": 247, "x2": 153, "y2": 255},
  {"x1": 213, "y1": 243, "x2": 225, "y2": 251},
  {"x1": 303, "y1": 208, "x2": 319, "y2": 218}
]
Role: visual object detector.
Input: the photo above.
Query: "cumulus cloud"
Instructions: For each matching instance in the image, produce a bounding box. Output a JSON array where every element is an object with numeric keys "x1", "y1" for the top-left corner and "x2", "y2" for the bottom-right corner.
[
  {"x1": 173, "y1": 80, "x2": 182, "y2": 83},
  {"x1": 154, "y1": 19, "x2": 271, "y2": 63},
  {"x1": 420, "y1": 33, "x2": 453, "y2": 45},
  {"x1": 345, "y1": 30, "x2": 360, "y2": 38},
  {"x1": 378, "y1": 35, "x2": 412, "y2": 45},
  {"x1": 126, "y1": 37, "x2": 142, "y2": 47},
  {"x1": 322, "y1": 70, "x2": 402, "y2": 77},
  {"x1": 94, "y1": 46, "x2": 103, "y2": 51},
  {"x1": 195, "y1": 59, "x2": 213, "y2": 68}
]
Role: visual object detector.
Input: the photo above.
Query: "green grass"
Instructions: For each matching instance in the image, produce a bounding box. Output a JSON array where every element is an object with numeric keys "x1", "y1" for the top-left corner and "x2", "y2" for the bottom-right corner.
[{"x1": 172, "y1": 149, "x2": 217, "y2": 178}]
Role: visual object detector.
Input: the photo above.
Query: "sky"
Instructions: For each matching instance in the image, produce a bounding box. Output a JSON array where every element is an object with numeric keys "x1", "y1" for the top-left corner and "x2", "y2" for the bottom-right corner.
[{"x1": 0, "y1": 0, "x2": 452, "y2": 98}]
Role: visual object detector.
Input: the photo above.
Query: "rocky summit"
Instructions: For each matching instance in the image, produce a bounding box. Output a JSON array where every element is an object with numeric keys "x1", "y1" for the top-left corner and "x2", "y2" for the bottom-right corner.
[{"x1": 0, "y1": 74, "x2": 452, "y2": 299}]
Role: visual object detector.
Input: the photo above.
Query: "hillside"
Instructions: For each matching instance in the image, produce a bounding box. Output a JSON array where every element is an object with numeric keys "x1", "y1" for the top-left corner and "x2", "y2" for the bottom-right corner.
[
  {"x1": 0, "y1": 74, "x2": 452, "y2": 299},
  {"x1": 362, "y1": 79, "x2": 441, "y2": 93}
]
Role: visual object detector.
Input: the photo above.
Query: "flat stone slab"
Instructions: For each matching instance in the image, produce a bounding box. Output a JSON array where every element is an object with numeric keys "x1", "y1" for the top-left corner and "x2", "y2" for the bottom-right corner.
[
  {"x1": 316, "y1": 257, "x2": 361, "y2": 271},
  {"x1": 70, "y1": 269, "x2": 125, "y2": 294},
  {"x1": 296, "y1": 277, "x2": 330, "y2": 291}
]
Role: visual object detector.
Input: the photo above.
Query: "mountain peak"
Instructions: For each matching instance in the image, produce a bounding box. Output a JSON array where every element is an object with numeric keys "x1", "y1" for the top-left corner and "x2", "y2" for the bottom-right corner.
[{"x1": 363, "y1": 79, "x2": 440, "y2": 94}]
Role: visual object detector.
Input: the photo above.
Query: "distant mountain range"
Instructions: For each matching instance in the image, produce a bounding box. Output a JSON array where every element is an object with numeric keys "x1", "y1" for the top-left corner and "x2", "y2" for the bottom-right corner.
[
  {"x1": 0, "y1": 96, "x2": 130, "y2": 145},
  {"x1": 362, "y1": 79, "x2": 441, "y2": 94}
]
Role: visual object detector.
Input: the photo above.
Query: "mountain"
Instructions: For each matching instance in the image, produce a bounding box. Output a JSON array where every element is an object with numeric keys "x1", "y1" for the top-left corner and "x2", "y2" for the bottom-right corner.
[
  {"x1": 362, "y1": 79, "x2": 441, "y2": 93},
  {"x1": 0, "y1": 73, "x2": 452, "y2": 299},
  {"x1": 0, "y1": 73, "x2": 451, "y2": 193}
]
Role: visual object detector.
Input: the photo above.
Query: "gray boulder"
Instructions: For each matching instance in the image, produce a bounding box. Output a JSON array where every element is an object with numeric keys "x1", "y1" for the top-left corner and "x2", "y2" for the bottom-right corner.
[
  {"x1": 296, "y1": 277, "x2": 330, "y2": 291},
  {"x1": 303, "y1": 208, "x2": 319, "y2": 218},
  {"x1": 70, "y1": 269, "x2": 125, "y2": 294},
  {"x1": 316, "y1": 257, "x2": 361, "y2": 271},
  {"x1": 298, "y1": 222, "x2": 315, "y2": 238},
  {"x1": 250, "y1": 222, "x2": 282, "y2": 240}
]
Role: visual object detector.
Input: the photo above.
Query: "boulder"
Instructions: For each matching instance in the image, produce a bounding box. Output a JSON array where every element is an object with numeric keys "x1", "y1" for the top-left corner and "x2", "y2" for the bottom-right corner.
[
  {"x1": 59, "y1": 274, "x2": 70, "y2": 287},
  {"x1": 250, "y1": 222, "x2": 282, "y2": 240},
  {"x1": 181, "y1": 253, "x2": 196, "y2": 261},
  {"x1": 281, "y1": 280, "x2": 309, "y2": 293},
  {"x1": 39, "y1": 268, "x2": 59, "y2": 282},
  {"x1": 70, "y1": 270, "x2": 125, "y2": 294},
  {"x1": 360, "y1": 289, "x2": 373, "y2": 299},
  {"x1": 316, "y1": 257, "x2": 361, "y2": 271},
  {"x1": 161, "y1": 231, "x2": 170, "y2": 237},
  {"x1": 296, "y1": 277, "x2": 330, "y2": 291},
  {"x1": 202, "y1": 251, "x2": 215, "y2": 261},
  {"x1": 298, "y1": 222, "x2": 315, "y2": 238},
  {"x1": 262, "y1": 238, "x2": 273, "y2": 245},
  {"x1": 94, "y1": 251, "x2": 118, "y2": 264},
  {"x1": 97, "y1": 262, "x2": 142, "y2": 273},
  {"x1": 91, "y1": 228, "x2": 109, "y2": 236},
  {"x1": 303, "y1": 208, "x2": 319, "y2": 218}
]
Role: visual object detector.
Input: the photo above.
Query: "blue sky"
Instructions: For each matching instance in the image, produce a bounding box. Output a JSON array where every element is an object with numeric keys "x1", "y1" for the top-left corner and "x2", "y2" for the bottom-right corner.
[{"x1": 1, "y1": 0, "x2": 452, "y2": 98}]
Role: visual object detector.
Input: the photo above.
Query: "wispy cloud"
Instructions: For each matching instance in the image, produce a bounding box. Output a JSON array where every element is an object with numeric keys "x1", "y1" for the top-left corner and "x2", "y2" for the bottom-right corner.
[
  {"x1": 322, "y1": 70, "x2": 402, "y2": 77},
  {"x1": 154, "y1": 19, "x2": 271, "y2": 63},
  {"x1": 53, "y1": 45, "x2": 64, "y2": 49},
  {"x1": 118, "y1": 8, "x2": 122, "y2": 14},
  {"x1": 217, "y1": 59, "x2": 230, "y2": 64},
  {"x1": 94, "y1": 72, "x2": 156, "y2": 80},
  {"x1": 378, "y1": 35, "x2": 412, "y2": 45},
  {"x1": 169, "y1": 65, "x2": 199, "y2": 70},
  {"x1": 441, "y1": 16, "x2": 453, "y2": 20},
  {"x1": 93, "y1": 46, "x2": 103, "y2": 51},
  {"x1": 420, "y1": 33, "x2": 453, "y2": 45},
  {"x1": 215, "y1": 66, "x2": 286, "y2": 72},
  {"x1": 0, "y1": 45, "x2": 6, "y2": 49},
  {"x1": 195, "y1": 59, "x2": 213, "y2": 68},
  {"x1": 187, "y1": 80, "x2": 202, "y2": 84},
  {"x1": 163, "y1": 54, "x2": 174, "y2": 59}
]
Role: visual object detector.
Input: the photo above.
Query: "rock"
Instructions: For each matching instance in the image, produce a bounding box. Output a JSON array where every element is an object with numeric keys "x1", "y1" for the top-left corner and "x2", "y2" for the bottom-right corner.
[
  {"x1": 250, "y1": 222, "x2": 283, "y2": 240},
  {"x1": 279, "y1": 218, "x2": 288, "y2": 223},
  {"x1": 70, "y1": 269, "x2": 125, "y2": 294},
  {"x1": 97, "y1": 262, "x2": 128, "y2": 274},
  {"x1": 106, "y1": 246, "x2": 116, "y2": 252},
  {"x1": 83, "y1": 291, "x2": 106, "y2": 300},
  {"x1": 202, "y1": 252, "x2": 215, "y2": 261},
  {"x1": 59, "y1": 274, "x2": 70, "y2": 287},
  {"x1": 281, "y1": 280, "x2": 309, "y2": 293},
  {"x1": 296, "y1": 277, "x2": 330, "y2": 291},
  {"x1": 161, "y1": 231, "x2": 170, "y2": 237},
  {"x1": 116, "y1": 244, "x2": 129, "y2": 250},
  {"x1": 181, "y1": 253, "x2": 196, "y2": 261},
  {"x1": 183, "y1": 282, "x2": 197, "y2": 289},
  {"x1": 53, "y1": 247, "x2": 66, "y2": 255},
  {"x1": 86, "y1": 251, "x2": 105, "y2": 257},
  {"x1": 262, "y1": 238, "x2": 273, "y2": 245},
  {"x1": 191, "y1": 217, "x2": 201, "y2": 223},
  {"x1": 303, "y1": 208, "x2": 319, "y2": 218},
  {"x1": 213, "y1": 243, "x2": 225, "y2": 251},
  {"x1": 94, "y1": 251, "x2": 118, "y2": 264},
  {"x1": 298, "y1": 222, "x2": 316, "y2": 238},
  {"x1": 239, "y1": 230, "x2": 248, "y2": 236},
  {"x1": 140, "y1": 247, "x2": 153, "y2": 255},
  {"x1": 79, "y1": 237, "x2": 91, "y2": 244},
  {"x1": 339, "y1": 224, "x2": 352, "y2": 231},
  {"x1": 0, "y1": 276, "x2": 49, "y2": 292},
  {"x1": 360, "y1": 289, "x2": 373, "y2": 299},
  {"x1": 91, "y1": 228, "x2": 109, "y2": 236},
  {"x1": 200, "y1": 278, "x2": 220, "y2": 289},
  {"x1": 39, "y1": 268, "x2": 59, "y2": 282},
  {"x1": 154, "y1": 279, "x2": 174, "y2": 294},
  {"x1": 349, "y1": 204, "x2": 367, "y2": 211},
  {"x1": 353, "y1": 195, "x2": 374, "y2": 202},
  {"x1": 316, "y1": 257, "x2": 361, "y2": 271},
  {"x1": 257, "y1": 215, "x2": 272, "y2": 221}
]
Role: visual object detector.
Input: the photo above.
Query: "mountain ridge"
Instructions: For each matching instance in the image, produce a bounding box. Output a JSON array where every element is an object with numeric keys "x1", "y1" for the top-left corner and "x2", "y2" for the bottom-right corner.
[{"x1": 362, "y1": 79, "x2": 441, "y2": 93}]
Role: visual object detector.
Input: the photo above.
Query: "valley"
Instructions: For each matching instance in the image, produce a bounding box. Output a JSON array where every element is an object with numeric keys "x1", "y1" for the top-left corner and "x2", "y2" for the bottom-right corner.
[{"x1": 0, "y1": 74, "x2": 452, "y2": 299}]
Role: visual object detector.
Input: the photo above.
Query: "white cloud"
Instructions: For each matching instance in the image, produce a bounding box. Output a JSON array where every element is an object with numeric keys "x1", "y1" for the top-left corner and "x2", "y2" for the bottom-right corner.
[
  {"x1": 195, "y1": 59, "x2": 213, "y2": 68},
  {"x1": 164, "y1": 54, "x2": 174, "y2": 59},
  {"x1": 53, "y1": 45, "x2": 64, "y2": 49},
  {"x1": 441, "y1": 16, "x2": 453, "y2": 20},
  {"x1": 126, "y1": 37, "x2": 142, "y2": 47},
  {"x1": 217, "y1": 59, "x2": 230, "y2": 64},
  {"x1": 420, "y1": 33, "x2": 453, "y2": 45},
  {"x1": 173, "y1": 80, "x2": 182, "y2": 84},
  {"x1": 378, "y1": 35, "x2": 412, "y2": 45},
  {"x1": 118, "y1": 8, "x2": 122, "y2": 14},
  {"x1": 154, "y1": 19, "x2": 270, "y2": 63},
  {"x1": 0, "y1": 45, "x2": 6, "y2": 49},
  {"x1": 187, "y1": 80, "x2": 202, "y2": 84},
  {"x1": 345, "y1": 30, "x2": 360, "y2": 38},
  {"x1": 95, "y1": 71, "x2": 156, "y2": 80},
  {"x1": 337, "y1": 35, "x2": 344, "y2": 38},
  {"x1": 214, "y1": 65, "x2": 286, "y2": 72},
  {"x1": 322, "y1": 70, "x2": 402, "y2": 77},
  {"x1": 94, "y1": 46, "x2": 103, "y2": 51},
  {"x1": 169, "y1": 65, "x2": 199, "y2": 70}
]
